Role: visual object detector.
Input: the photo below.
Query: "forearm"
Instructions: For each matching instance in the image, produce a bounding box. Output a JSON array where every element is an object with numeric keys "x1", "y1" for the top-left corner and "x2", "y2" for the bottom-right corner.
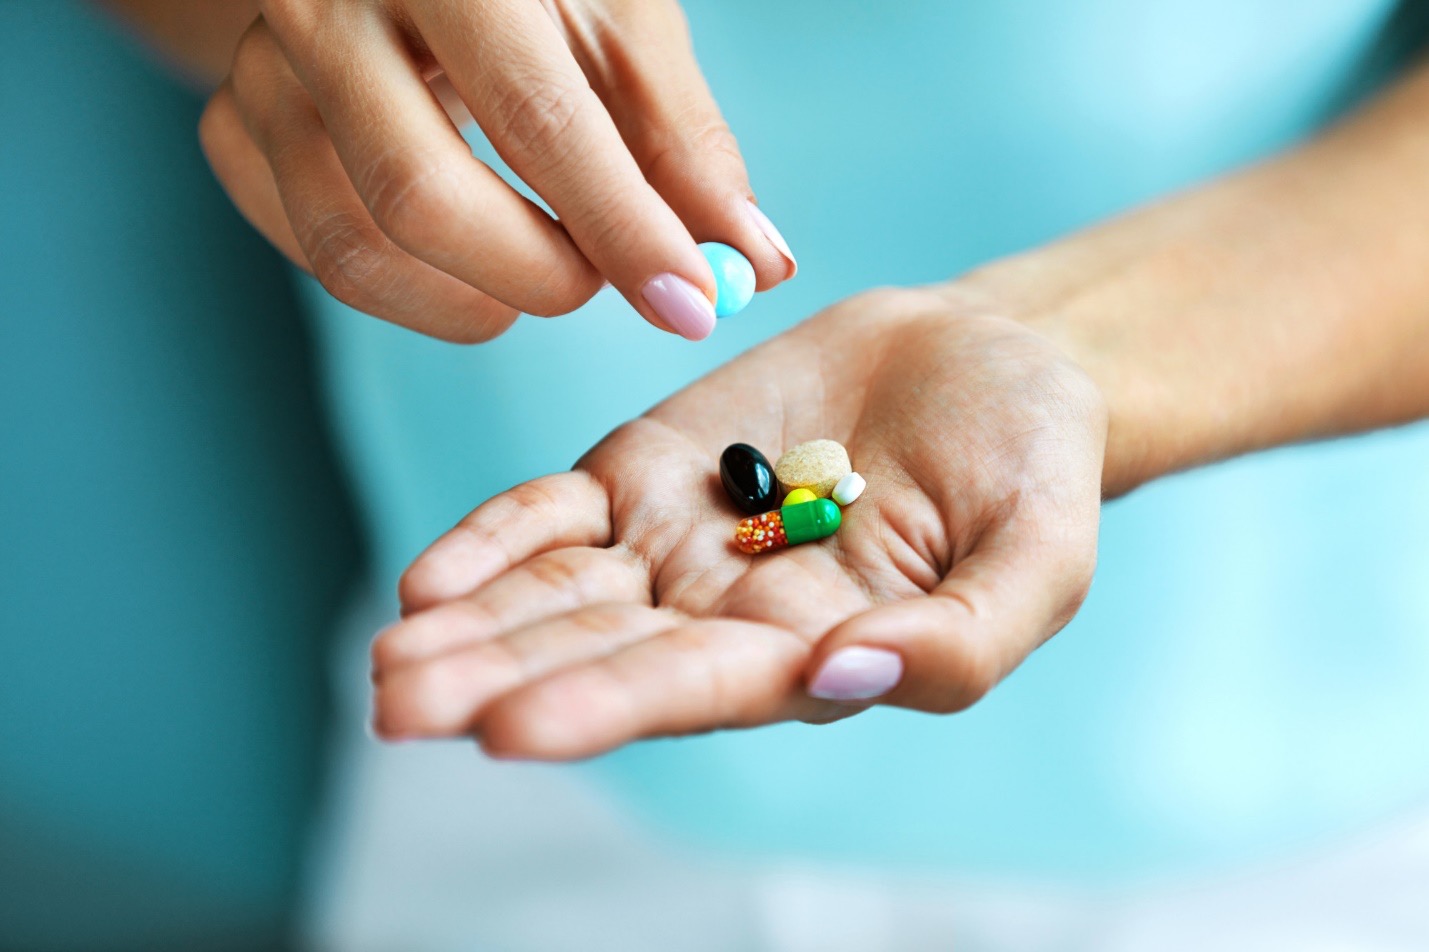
[
  {"x1": 973, "y1": 60, "x2": 1429, "y2": 498},
  {"x1": 95, "y1": 0, "x2": 256, "y2": 87}
]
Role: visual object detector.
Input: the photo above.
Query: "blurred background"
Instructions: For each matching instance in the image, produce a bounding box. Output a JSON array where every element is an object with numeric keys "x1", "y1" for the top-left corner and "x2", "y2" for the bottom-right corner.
[{"x1": 3, "y1": 2, "x2": 1429, "y2": 950}]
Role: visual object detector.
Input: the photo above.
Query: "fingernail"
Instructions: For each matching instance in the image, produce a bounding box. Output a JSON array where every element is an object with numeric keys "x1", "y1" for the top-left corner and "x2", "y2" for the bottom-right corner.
[
  {"x1": 746, "y1": 200, "x2": 797, "y2": 278},
  {"x1": 641, "y1": 273, "x2": 716, "y2": 341},
  {"x1": 808, "y1": 646, "x2": 903, "y2": 701}
]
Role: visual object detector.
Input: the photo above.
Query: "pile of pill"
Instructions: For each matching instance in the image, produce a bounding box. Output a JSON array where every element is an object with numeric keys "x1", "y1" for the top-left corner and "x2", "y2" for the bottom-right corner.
[{"x1": 720, "y1": 440, "x2": 866, "y2": 555}]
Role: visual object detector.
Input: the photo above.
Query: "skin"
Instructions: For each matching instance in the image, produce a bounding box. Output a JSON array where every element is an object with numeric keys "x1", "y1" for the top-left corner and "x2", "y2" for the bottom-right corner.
[
  {"x1": 378, "y1": 291, "x2": 1106, "y2": 754},
  {"x1": 101, "y1": 2, "x2": 1429, "y2": 758},
  {"x1": 210, "y1": 0, "x2": 796, "y2": 341},
  {"x1": 373, "y1": 62, "x2": 1429, "y2": 759},
  {"x1": 104, "y1": 0, "x2": 795, "y2": 341},
  {"x1": 96, "y1": 0, "x2": 260, "y2": 82}
]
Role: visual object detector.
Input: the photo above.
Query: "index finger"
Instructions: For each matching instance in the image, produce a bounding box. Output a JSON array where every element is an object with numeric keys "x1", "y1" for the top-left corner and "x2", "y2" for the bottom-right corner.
[{"x1": 408, "y1": 0, "x2": 720, "y2": 340}]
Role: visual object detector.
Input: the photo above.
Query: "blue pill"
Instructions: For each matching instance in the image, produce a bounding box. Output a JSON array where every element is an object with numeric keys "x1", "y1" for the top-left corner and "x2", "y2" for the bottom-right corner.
[{"x1": 699, "y1": 242, "x2": 756, "y2": 318}]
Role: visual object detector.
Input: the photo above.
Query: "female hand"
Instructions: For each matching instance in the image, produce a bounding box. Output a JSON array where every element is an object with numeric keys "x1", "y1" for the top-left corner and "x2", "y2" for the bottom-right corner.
[
  {"x1": 198, "y1": 0, "x2": 796, "y2": 342},
  {"x1": 370, "y1": 284, "x2": 1107, "y2": 758}
]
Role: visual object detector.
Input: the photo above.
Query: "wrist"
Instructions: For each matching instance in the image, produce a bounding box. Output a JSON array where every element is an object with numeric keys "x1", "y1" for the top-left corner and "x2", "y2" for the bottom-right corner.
[{"x1": 944, "y1": 255, "x2": 1185, "y2": 500}]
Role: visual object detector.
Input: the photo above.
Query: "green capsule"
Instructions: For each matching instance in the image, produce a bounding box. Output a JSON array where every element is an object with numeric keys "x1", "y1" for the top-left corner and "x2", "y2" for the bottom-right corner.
[{"x1": 781, "y1": 498, "x2": 842, "y2": 545}]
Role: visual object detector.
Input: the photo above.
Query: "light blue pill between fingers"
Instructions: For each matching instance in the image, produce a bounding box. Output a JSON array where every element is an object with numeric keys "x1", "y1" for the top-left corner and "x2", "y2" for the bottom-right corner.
[{"x1": 699, "y1": 241, "x2": 757, "y2": 318}]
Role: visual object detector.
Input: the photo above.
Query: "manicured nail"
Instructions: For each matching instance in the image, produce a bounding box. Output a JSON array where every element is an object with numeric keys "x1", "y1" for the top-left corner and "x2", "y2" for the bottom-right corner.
[
  {"x1": 808, "y1": 646, "x2": 903, "y2": 701},
  {"x1": 746, "y1": 200, "x2": 797, "y2": 278},
  {"x1": 641, "y1": 272, "x2": 716, "y2": 341}
]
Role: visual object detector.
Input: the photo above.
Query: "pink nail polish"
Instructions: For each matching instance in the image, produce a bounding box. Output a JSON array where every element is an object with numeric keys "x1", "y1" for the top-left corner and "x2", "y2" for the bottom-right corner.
[
  {"x1": 808, "y1": 646, "x2": 903, "y2": 701},
  {"x1": 641, "y1": 272, "x2": 716, "y2": 341},
  {"x1": 746, "y1": 200, "x2": 797, "y2": 278}
]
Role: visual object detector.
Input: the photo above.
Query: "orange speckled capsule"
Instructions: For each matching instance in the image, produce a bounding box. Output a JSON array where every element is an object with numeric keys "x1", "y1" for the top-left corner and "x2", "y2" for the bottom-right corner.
[{"x1": 734, "y1": 499, "x2": 842, "y2": 554}]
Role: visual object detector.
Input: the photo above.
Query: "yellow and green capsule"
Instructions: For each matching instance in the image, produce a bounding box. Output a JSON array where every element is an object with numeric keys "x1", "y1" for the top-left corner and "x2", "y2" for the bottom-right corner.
[{"x1": 734, "y1": 499, "x2": 842, "y2": 555}]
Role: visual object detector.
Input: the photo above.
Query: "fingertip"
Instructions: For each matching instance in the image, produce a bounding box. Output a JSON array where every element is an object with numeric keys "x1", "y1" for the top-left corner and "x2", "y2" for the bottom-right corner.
[
  {"x1": 368, "y1": 681, "x2": 414, "y2": 742},
  {"x1": 810, "y1": 598, "x2": 1000, "y2": 715},
  {"x1": 370, "y1": 608, "x2": 476, "y2": 674},
  {"x1": 807, "y1": 645, "x2": 904, "y2": 701},
  {"x1": 369, "y1": 621, "x2": 404, "y2": 677},
  {"x1": 373, "y1": 655, "x2": 486, "y2": 739},
  {"x1": 744, "y1": 200, "x2": 798, "y2": 284},
  {"x1": 398, "y1": 532, "x2": 499, "y2": 615},
  {"x1": 639, "y1": 271, "x2": 717, "y2": 341}
]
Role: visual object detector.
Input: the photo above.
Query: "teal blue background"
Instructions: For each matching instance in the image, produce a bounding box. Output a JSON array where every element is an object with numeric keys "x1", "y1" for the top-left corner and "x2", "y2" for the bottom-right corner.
[{"x1": 1, "y1": 5, "x2": 359, "y2": 949}]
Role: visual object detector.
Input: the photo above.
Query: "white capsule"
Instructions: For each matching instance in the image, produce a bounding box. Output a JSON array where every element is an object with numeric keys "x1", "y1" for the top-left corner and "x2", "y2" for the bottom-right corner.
[{"x1": 832, "y1": 472, "x2": 866, "y2": 506}]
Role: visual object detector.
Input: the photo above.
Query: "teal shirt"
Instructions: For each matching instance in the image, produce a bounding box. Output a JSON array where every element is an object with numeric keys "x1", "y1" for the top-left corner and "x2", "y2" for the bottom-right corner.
[
  {"x1": 305, "y1": 0, "x2": 1429, "y2": 877},
  {"x1": 2, "y1": 4, "x2": 361, "y2": 944}
]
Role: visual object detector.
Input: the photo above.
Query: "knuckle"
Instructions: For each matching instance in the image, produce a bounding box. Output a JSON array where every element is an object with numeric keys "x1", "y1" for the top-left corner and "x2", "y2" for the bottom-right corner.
[
  {"x1": 689, "y1": 116, "x2": 744, "y2": 169},
  {"x1": 488, "y1": 78, "x2": 587, "y2": 174},
  {"x1": 359, "y1": 149, "x2": 460, "y2": 252},
  {"x1": 687, "y1": 118, "x2": 743, "y2": 164},
  {"x1": 503, "y1": 477, "x2": 565, "y2": 524},
  {"x1": 465, "y1": 636, "x2": 525, "y2": 688},
  {"x1": 566, "y1": 604, "x2": 635, "y2": 639},
  {"x1": 525, "y1": 553, "x2": 584, "y2": 593},
  {"x1": 302, "y1": 211, "x2": 387, "y2": 311}
]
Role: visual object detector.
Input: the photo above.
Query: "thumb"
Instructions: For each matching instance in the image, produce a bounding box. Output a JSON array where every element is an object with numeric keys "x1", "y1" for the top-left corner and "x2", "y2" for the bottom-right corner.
[
  {"x1": 803, "y1": 521, "x2": 1096, "y2": 714},
  {"x1": 569, "y1": 0, "x2": 798, "y2": 289}
]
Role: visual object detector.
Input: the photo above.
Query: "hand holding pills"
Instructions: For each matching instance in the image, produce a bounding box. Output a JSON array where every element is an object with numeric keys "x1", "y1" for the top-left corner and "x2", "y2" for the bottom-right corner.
[
  {"x1": 200, "y1": 0, "x2": 795, "y2": 342},
  {"x1": 373, "y1": 286, "x2": 1106, "y2": 758}
]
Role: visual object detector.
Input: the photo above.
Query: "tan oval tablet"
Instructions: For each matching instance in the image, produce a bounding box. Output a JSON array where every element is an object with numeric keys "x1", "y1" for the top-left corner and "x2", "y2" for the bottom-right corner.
[{"x1": 774, "y1": 439, "x2": 851, "y2": 499}]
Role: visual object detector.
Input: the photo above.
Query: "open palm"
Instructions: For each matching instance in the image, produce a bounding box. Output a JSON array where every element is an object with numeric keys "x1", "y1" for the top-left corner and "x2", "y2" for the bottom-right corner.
[{"x1": 372, "y1": 285, "x2": 1106, "y2": 759}]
